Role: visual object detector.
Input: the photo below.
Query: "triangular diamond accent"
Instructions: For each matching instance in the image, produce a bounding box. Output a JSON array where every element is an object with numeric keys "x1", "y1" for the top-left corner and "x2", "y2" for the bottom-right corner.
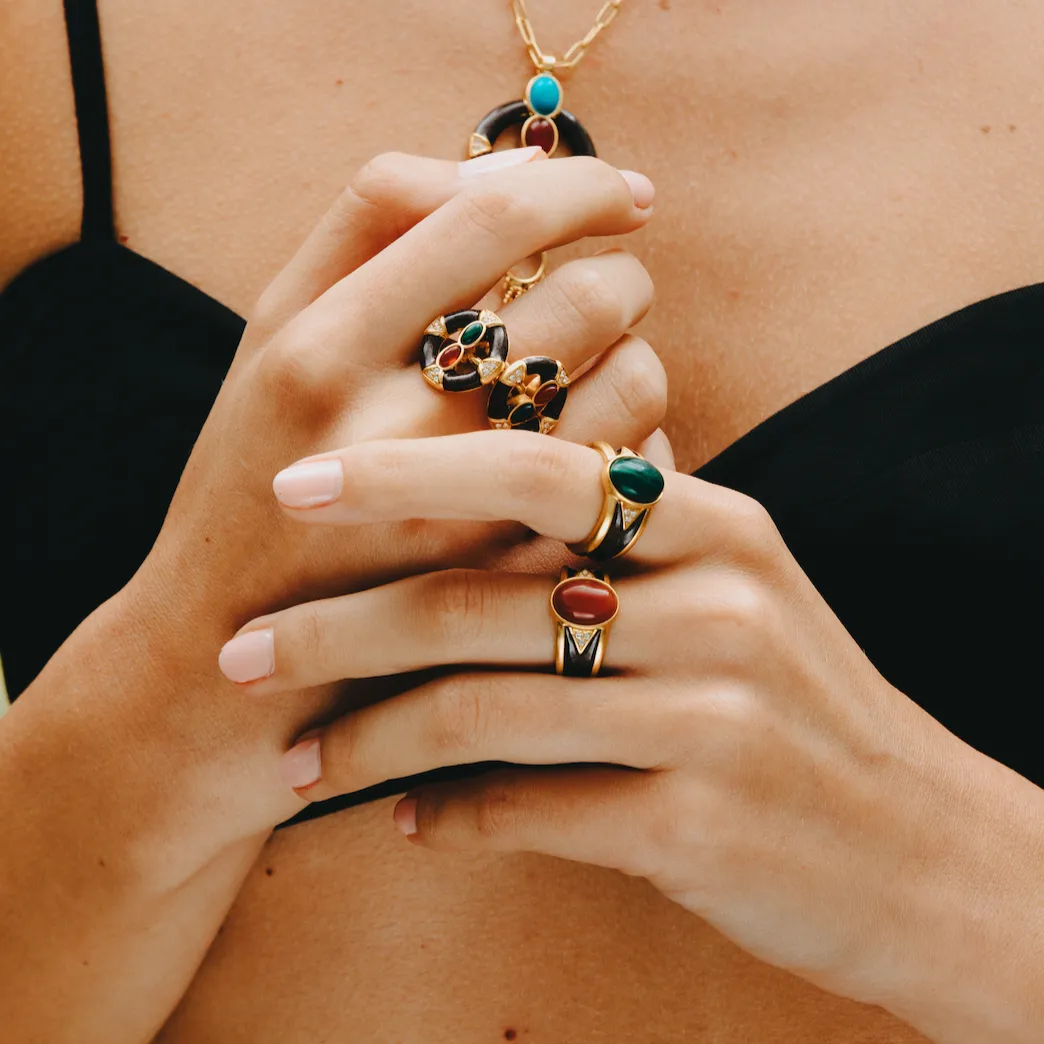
[
  {"x1": 538, "y1": 416, "x2": 557, "y2": 434},
  {"x1": 424, "y1": 316, "x2": 448, "y2": 338},
  {"x1": 501, "y1": 362, "x2": 527, "y2": 386},
  {"x1": 570, "y1": 628, "x2": 597, "y2": 654},
  {"x1": 479, "y1": 309, "x2": 502, "y2": 327},
  {"x1": 621, "y1": 506, "x2": 644, "y2": 529},
  {"x1": 422, "y1": 365, "x2": 444, "y2": 388},
  {"x1": 490, "y1": 419, "x2": 512, "y2": 430},
  {"x1": 469, "y1": 133, "x2": 493, "y2": 158},
  {"x1": 558, "y1": 370, "x2": 571, "y2": 386},
  {"x1": 477, "y1": 357, "x2": 504, "y2": 382}
]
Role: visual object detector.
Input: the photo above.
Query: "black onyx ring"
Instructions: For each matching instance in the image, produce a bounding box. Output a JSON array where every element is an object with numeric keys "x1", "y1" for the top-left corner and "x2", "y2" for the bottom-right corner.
[
  {"x1": 419, "y1": 310, "x2": 508, "y2": 393},
  {"x1": 566, "y1": 443, "x2": 665, "y2": 561},
  {"x1": 550, "y1": 567, "x2": 619, "y2": 677},
  {"x1": 486, "y1": 356, "x2": 570, "y2": 434}
]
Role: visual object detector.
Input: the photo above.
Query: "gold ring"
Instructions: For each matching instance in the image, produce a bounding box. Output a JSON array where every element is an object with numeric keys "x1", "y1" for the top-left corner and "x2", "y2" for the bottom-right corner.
[
  {"x1": 550, "y1": 567, "x2": 619, "y2": 677},
  {"x1": 566, "y1": 443, "x2": 665, "y2": 561},
  {"x1": 502, "y1": 251, "x2": 548, "y2": 305},
  {"x1": 419, "y1": 309, "x2": 508, "y2": 392}
]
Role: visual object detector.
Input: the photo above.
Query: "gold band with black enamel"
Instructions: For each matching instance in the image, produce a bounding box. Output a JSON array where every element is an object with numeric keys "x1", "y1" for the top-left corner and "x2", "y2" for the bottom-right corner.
[
  {"x1": 419, "y1": 310, "x2": 508, "y2": 392},
  {"x1": 550, "y1": 567, "x2": 618, "y2": 677},
  {"x1": 567, "y1": 443, "x2": 665, "y2": 561}
]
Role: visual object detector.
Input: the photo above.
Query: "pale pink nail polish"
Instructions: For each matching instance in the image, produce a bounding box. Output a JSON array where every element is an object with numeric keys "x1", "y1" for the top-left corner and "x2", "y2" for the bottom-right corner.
[
  {"x1": 272, "y1": 459, "x2": 343, "y2": 509},
  {"x1": 458, "y1": 146, "x2": 543, "y2": 178},
  {"x1": 282, "y1": 735, "x2": 322, "y2": 790},
  {"x1": 618, "y1": 170, "x2": 656, "y2": 209},
  {"x1": 218, "y1": 628, "x2": 275, "y2": 684},
  {"x1": 394, "y1": 796, "x2": 419, "y2": 836}
]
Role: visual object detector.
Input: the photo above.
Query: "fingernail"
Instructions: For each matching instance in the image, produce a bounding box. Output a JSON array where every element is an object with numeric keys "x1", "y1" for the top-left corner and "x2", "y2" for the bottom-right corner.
[
  {"x1": 273, "y1": 459, "x2": 343, "y2": 508},
  {"x1": 459, "y1": 146, "x2": 543, "y2": 178},
  {"x1": 618, "y1": 170, "x2": 656, "y2": 209},
  {"x1": 282, "y1": 732, "x2": 322, "y2": 790},
  {"x1": 394, "y1": 796, "x2": 418, "y2": 836},
  {"x1": 218, "y1": 628, "x2": 275, "y2": 684}
]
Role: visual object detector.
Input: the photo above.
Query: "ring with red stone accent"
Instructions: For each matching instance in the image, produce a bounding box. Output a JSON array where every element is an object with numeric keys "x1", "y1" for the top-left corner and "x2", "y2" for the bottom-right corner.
[
  {"x1": 419, "y1": 309, "x2": 509, "y2": 393},
  {"x1": 567, "y1": 442, "x2": 665, "y2": 561},
  {"x1": 550, "y1": 567, "x2": 618, "y2": 677},
  {"x1": 486, "y1": 356, "x2": 570, "y2": 434}
]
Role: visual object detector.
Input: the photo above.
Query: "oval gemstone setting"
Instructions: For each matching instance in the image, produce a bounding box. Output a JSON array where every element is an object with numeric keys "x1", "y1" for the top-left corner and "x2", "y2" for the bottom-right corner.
[
  {"x1": 608, "y1": 457, "x2": 664, "y2": 505},
  {"x1": 552, "y1": 577, "x2": 619, "y2": 627},
  {"x1": 523, "y1": 117, "x2": 557, "y2": 154},
  {"x1": 460, "y1": 321, "x2": 485, "y2": 347},
  {"x1": 528, "y1": 74, "x2": 562, "y2": 117}
]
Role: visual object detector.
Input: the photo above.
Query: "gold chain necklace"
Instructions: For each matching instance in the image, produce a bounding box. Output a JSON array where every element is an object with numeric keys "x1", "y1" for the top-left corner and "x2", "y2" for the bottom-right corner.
[
  {"x1": 468, "y1": 0, "x2": 628, "y2": 161},
  {"x1": 511, "y1": 0, "x2": 625, "y2": 74}
]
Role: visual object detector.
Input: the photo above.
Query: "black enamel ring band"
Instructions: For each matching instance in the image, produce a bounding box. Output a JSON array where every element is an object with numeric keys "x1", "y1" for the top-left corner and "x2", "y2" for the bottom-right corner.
[
  {"x1": 420, "y1": 309, "x2": 509, "y2": 393},
  {"x1": 566, "y1": 443, "x2": 665, "y2": 561},
  {"x1": 550, "y1": 567, "x2": 619, "y2": 677}
]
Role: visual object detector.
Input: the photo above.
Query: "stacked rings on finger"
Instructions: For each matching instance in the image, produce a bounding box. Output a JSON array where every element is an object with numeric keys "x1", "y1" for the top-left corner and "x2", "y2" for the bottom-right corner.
[
  {"x1": 550, "y1": 567, "x2": 619, "y2": 677},
  {"x1": 567, "y1": 443, "x2": 665, "y2": 560},
  {"x1": 419, "y1": 310, "x2": 569, "y2": 434}
]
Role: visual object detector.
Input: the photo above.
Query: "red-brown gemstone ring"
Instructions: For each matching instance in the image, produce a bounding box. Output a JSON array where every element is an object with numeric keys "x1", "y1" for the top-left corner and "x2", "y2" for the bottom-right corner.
[{"x1": 550, "y1": 567, "x2": 619, "y2": 677}]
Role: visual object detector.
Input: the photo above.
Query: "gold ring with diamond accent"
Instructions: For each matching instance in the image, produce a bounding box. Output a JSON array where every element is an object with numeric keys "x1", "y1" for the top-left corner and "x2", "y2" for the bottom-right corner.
[
  {"x1": 486, "y1": 355, "x2": 570, "y2": 434},
  {"x1": 419, "y1": 309, "x2": 509, "y2": 393},
  {"x1": 550, "y1": 567, "x2": 619, "y2": 677},
  {"x1": 566, "y1": 443, "x2": 665, "y2": 561},
  {"x1": 501, "y1": 251, "x2": 548, "y2": 305}
]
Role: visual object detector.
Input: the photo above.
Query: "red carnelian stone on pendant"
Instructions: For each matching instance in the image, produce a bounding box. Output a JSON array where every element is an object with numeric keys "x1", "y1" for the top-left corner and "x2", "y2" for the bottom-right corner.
[
  {"x1": 438, "y1": 344, "x2": 464, "y2": 368},
  {"x1": 524, "y1": 117, "x2": 557, "y2": 154},
  {"x1": 552, "y1": 578, "x2": 618, "y2": 626}
]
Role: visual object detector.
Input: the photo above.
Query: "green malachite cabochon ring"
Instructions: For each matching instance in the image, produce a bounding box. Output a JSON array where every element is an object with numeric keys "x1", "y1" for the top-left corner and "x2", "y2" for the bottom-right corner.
[{"x1": 566, "y1": 442, "x2": 665, "y2": 561}]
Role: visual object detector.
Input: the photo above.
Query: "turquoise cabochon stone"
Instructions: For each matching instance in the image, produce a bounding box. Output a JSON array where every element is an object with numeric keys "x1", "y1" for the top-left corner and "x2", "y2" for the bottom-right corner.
[
  {"x1": 529, "y1": 74, "x2": 561, "y2": 116},
  {"x1": 608, "y1": 456, "x2": 664, "y2": 505}
]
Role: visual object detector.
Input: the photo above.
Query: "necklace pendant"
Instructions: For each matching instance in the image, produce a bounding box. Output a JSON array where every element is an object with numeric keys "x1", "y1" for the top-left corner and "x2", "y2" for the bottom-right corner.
[{"x1": 469, "y1": 72, "x2": 596, "y2": 159}]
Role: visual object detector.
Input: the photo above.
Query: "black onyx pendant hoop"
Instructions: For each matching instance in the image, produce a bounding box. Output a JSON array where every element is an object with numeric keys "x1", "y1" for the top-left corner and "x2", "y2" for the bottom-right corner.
[
  {"x1": 419, "y1": 310, "x2": 509, "y2": 393},
  {"x1": 487, "y1": 356, "x2": 570, "y2": 434},
  {"x1": 469, "y1": 73, "x2": 596, "y2": 160},
  {"x1": 567, "y1": 443, "x2": 666, "y2": 561}
]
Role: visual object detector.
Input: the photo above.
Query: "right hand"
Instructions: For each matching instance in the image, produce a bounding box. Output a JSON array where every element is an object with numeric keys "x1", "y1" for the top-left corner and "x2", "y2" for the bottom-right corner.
[{"x1": 22, "y1": 148, "x2": 666, "y2": 853}]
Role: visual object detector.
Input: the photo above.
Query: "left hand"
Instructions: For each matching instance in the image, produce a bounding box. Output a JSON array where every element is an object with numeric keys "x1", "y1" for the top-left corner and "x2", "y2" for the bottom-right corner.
[{"x1": 222, "y1": 430, "x2": 1025, "y2": 1023}]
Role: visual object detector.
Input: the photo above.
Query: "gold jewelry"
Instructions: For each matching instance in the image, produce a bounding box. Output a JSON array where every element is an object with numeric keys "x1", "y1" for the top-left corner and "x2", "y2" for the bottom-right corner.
[
  {"x1": 487, "y1": 356, "x2": 569, "y2": 433},
  {"x1": 550, "y1": 567, "x2": 619, "y2": 677},
  {"x1": 502, "y1": 251, "x2": 548, "y2": 305},
  {"x1": 419, "y1": 309, "x2": 508, "y2": 393},
  {"x1": 567, "y1": 443, "x2": 664, "y2": 560},
  {"x1": 511, "y1": 0, "x2": 625, "y2": 75}
]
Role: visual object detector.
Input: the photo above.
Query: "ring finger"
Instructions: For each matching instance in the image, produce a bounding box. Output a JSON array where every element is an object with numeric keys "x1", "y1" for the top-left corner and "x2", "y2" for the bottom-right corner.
[{"x1": 217, "y1": 567, "x2": 666, "y2": 692}]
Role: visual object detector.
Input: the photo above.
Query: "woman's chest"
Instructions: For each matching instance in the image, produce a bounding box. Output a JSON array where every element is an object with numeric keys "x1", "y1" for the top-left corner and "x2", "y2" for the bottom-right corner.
[
  {"x1": 18, "y1": 1, "x2": 1044, "y2": 469},
  {"x1": 160, "y1": 798, "x2": 928, "y2": 1042}
]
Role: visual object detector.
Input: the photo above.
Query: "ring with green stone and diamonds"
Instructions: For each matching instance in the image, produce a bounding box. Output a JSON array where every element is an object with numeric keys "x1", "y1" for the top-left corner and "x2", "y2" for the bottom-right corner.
[
  {"x1": 566, "y1": 443, "x2": 665, "y2": 561},
  {"x1": 419, "y1": 310, "x2": 509, "y2": 393}
]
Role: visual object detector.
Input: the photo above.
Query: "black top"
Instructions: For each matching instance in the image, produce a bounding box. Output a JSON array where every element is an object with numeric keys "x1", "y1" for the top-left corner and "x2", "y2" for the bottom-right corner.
[{"x1": 2, "y1": 1, "x2": 1041, "y2": 827}]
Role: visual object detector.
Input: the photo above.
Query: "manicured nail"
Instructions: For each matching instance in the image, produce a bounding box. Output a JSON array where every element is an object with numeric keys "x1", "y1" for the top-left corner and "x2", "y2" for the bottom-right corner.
[
  {"x1": 618, "y1": 170, "x2": 655, "y2": 209},
  {"x1": 282, "y1": 732, "x2": 322, "y2": 790},
  {"x1": 218, "y1": 628, "x2": 275, "y2": 684},
  {"x1": 459, "y1": 146, "x2": 543, "y2": 178},
  {"x1": 394, "y1": 796, "x2": 419, "y2": 836},
  {"x1": 273, "y1": 459, "x2": 343, "y2": 509}
]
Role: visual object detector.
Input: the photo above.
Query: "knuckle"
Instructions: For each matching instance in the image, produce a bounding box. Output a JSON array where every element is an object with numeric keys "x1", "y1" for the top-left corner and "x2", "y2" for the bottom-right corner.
[
  {"x1": 459, "y1": 184, "x2": 539, "y2": 240},
  {"x1": 554, "y1": 263, "x2": 626, "y2": 336},
  {"x1": 255, "y1": 334, "x2": 345, "y2": 416},
  {"x1": 420, "y1": 569, "x2": 495, "y2": 650},
  {"x1": 473, "y1": 779, "x2": 520, "y2": 841},
  {"x1": 504, "y1": 435, "x2": 574, "y2": 503},
  {"x1": 289, "y1": 603, "x2": 326, "y2": 664},
  {"x1": 604, "y1": 337, "x2": 668, "y2": 431},
  {"x1": 688, "y1": 575, "x2": 779, "y2": 672},
  {"x1": 426, "y1": 681, "x2": 488, "y2": 755},
  {"x1": 724, "y1": 491, "x2": 778, "y2": 548}
]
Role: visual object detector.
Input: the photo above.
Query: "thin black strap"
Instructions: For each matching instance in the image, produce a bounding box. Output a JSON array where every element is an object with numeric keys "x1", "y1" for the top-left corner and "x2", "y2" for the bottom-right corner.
[{"x1": 62, "y1": 0, "x2": 115, "y2": 242}]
